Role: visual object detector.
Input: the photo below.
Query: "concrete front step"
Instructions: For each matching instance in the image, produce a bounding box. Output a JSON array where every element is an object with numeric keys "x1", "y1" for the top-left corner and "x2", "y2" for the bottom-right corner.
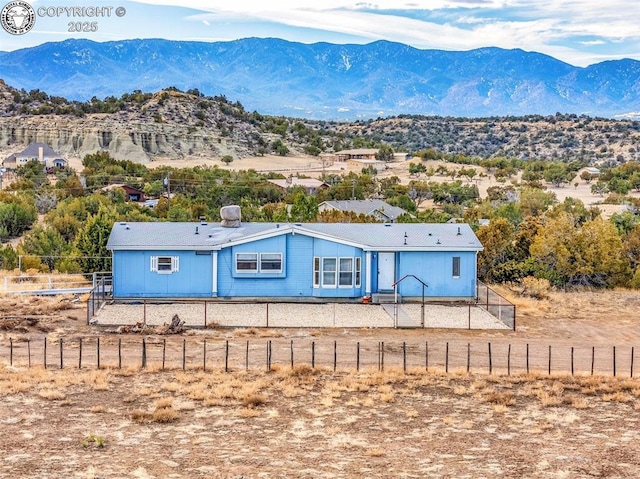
[{"x1": 372, "y1": 292, "x2": 401, "y2": 304}]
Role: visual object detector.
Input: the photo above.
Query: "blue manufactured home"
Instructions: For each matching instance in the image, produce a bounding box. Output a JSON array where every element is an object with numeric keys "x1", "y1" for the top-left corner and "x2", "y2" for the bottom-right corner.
[{"x1": 106, "y1": 220, "x2": 483, "y2": 301}]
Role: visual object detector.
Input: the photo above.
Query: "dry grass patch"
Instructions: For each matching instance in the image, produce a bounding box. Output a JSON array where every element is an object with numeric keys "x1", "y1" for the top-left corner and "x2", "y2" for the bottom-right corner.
[
  {"x1": 484, "y1": 391, "x2": 516, "y2": 406},
  {"x1": 37, "y1": 388, "x2": 66, "y2": 400},
  {"x1": 241, "y1": 393, "x2": 267, "y2": 408},
  {"x1": 602, "y1": 392, "x2": 634, "y2": 403}
]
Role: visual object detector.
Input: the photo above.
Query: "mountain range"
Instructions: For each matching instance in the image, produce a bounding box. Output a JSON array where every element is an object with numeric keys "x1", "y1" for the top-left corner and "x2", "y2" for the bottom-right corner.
[{"x1": 1, "y1": 37, "x2": 639, "y2": 120}]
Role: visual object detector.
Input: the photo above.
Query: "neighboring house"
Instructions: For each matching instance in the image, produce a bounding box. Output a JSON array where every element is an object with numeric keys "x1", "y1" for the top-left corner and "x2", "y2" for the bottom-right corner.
[
  {"x1": 101, "y1": 184, "x2": 146, "y2": 202},
  {"x1": 267, "y1": 176, "x2": 329, "y2": 195},
  {"x1": 2, "y1": 143, "x2": 67, "y2": 170},
  {"x1": 106, "y1": 218, "x2": 483, "y2": 301},
  {"x1": 318, "y1": 199, "x2": 408, "y2": 222},
  {"x1": 335, "y1": 148, "x2": 379, "y2": 162},
  {"x1": 346, "y1": 158, "x2": 387, "y2": 171}
]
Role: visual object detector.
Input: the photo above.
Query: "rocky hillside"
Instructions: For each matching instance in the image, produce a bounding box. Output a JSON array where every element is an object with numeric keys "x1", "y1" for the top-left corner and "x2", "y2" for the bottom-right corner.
[
  {"x1": 0, "y1": 82, "x2": 283, "y2": 163},
  {"x1": 1, "y1": 80, "x2": 640, "y2": 165}
]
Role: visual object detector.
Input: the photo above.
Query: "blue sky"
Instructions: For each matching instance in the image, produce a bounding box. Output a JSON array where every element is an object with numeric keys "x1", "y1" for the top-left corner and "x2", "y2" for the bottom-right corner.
[{"x1": 1, "y1": 0, "x2": 639, "y2": 67}]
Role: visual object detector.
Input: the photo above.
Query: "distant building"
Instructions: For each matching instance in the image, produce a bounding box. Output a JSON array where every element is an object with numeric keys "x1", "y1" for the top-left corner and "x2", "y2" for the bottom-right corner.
[
  {"x1": 318, "y1": 199, "x2": 408, "y2": 222},
  {"x1": 3, "y1": 143, "x2": 67, "y2": 170},
  {"x1": 101, "y1": 184, "x2": 146, "y2": 202},
  {"x1": 335, "y1": 148, "x2": 379, "y2": 162},
  {"x1": 267, "y1": 176, "x2": 329, "y2": 195}
]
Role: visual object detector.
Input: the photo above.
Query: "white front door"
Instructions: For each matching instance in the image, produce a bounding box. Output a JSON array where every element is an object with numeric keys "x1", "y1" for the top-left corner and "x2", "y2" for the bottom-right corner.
[{"x1": 377, "y1": 252, "x2": 395, "y2": 291}]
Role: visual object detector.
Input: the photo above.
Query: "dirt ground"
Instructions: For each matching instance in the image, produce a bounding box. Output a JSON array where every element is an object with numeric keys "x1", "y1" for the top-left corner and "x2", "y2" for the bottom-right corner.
[{"x1": 1, "y1": 289, "x2": 640, "y2": 478}]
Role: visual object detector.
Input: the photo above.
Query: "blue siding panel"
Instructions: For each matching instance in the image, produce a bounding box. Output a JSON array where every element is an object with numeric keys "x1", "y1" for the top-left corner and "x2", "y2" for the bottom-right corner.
[
  {"x1": 113, "y1": 250, "x2": 212, "y2": 298},
  {"x1": 396, "y1": 251, "x2": 477, "y2": 298}
]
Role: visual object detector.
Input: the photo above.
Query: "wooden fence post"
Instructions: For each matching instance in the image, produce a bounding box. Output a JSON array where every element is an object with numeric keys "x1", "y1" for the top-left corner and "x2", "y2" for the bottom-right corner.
[
  {"x1": 356, "y1": 342, "x2": 360, "y2": 371},
  {"x1": 225, "y1": 340, "x2": 229, "y2": 373},
  {"x1": 142, "y1": 338, "x2": 147, "y2": 369},
  {"x1": 78, "y1": 338, "x2": 82, "y2": 369},
  {"x1": 548, "y1": 345, "x2": 551, "y2": 375},
  {"x1": 44, "y1": 337, "x2": 47, "y2": 369},
  {"x1": 27, "y1": 339, "x2": 30, "y2": 368},
  {"x1": 466, "y1": 343, "x2": 471, "y2": 373},
  {"x1": 182, "y1": 339, "x2": 186, "y2": 371},
  {"x1": 571, "y1": 347, "x2": 574, "y2": 376},
  {"x1": 381, "y1": 341, "x2": 384, "y2": 372},
  {"x1": 118, "y1": 338, "x2": 122, "y2": 369},
  {"x1": 97, "y1": 337, "x2": 100, "y2": 370},
  {"x1": 311, "y1": 341, "x2": 315, "y2": 369},
  {"x1": 9, "y1": 338, "x2": 12, "y2": 366},
  {"x1": 333, "y1": 340, "x2": 337, "y2": 372},
  {"x1": 162, "y1": 339, "x2": 166, "y2": 370},
  {"x1": 59, "y1": 338, "x2": 63, "y2": 369},
  {"x1": 488, "y1": 342, "x2": 492, "y2": 374},
  {"x1": 203, "y1": 339, "x2": 207, "y2": 371},
  {"x1": 613, "y1": 346, "x2": 616, "y2": 377},
  {"x1": 425, "y1": 341, "x2": 428, "y2": 372},
  {"x1": 526, "y1": 343, "x2": 529, "y2": 374},
  {"x1": 245, "y1": 340, "x2": 249, "y2": 371},
  {"x1": 445, "y1": 342, "x2": 449, "y2": 373},
  {"x1": 507, "y1": 344, "x2": 511, "y2": 376},
  {"x1": 290, "y1": 340, "x2": 294, "y2": 369},
  {"x1": 403, "y1": 342, "x2": 407, "y2": 373},
  {"x1": 631, "y1": 347, "x2": 635, "y2": 379},
  {"x1": 591, "y1": 346, "x2": 595, "y2": 376}
]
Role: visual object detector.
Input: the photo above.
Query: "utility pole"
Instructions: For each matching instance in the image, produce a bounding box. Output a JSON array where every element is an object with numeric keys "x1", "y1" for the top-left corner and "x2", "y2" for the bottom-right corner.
[{"x1": 164, "y1": 172, "x2": 171, "y2": 209}]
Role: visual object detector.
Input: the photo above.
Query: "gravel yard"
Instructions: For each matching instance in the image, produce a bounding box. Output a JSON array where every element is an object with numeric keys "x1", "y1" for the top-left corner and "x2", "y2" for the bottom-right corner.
[{"x1": 93, "y1": 301, "x2": 510, "y2": 330}]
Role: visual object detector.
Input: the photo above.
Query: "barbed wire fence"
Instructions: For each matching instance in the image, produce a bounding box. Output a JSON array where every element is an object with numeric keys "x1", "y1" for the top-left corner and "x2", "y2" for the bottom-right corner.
[{"x1": 1, "y1": 336, "x2": 636, "y2": 378}]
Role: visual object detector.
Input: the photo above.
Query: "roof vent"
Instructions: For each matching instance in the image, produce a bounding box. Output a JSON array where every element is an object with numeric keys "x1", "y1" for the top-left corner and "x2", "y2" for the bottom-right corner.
[
  {"x1": 436, "y1": 239, "x2": 441, "y2": 245},
  {"x1": 220, "y1": 205, "x2": 241, "y2": 228},
  {"x1": 457, "y1": 227, "x2": 461, "y2": 235},
  {"x1": 195, "y1": 226, "x2": 199, "y2": 235}
]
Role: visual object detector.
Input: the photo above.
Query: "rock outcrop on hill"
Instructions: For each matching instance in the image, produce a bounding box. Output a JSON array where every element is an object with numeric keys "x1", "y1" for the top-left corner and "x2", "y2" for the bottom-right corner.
[{"x1": 0, "y1": 88, "x2": 262, "y2": 163}]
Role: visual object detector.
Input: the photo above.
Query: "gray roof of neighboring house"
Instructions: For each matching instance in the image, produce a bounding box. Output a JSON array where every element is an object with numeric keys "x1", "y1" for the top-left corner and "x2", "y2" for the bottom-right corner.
[
  {"x1": 319, "y1": 199, "x2": 407, "y2": 220},
  {"x1": 16, "y1": 143, "x2": 61, "y2": 157},
  {"x1": 267, "y1": 178, "x2": 328, "y2": 189},
  {"x1": 107, "y1": 221, "x2": 482, "y2": 252}
]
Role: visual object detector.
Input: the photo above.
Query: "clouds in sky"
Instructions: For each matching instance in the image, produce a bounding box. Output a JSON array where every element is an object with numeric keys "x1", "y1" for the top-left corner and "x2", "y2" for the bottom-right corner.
[{"x1": 3, "y1": 0, "x2": 639, "y2": 66}]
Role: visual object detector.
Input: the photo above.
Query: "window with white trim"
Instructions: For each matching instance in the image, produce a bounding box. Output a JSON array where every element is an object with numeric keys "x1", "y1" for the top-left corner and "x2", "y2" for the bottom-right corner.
[
  {"x1": 314, "y1": 256, "x2": 361, "y2": 288},
  {"x1": 236, "y1": 253, "x2": 258, "y2": 272},
  {"x1": 339, "y1": 258, "x2": 353, "y2": 287},
  {"x1": 150, "y1": 256, "x2": 179, "y2": 274},
  {"x1": 313, "y1": 257, "x2": 321, "y2": 288},
  {"x1": 260, "y1": 253, "x2": 282, "y2": 272},
  {"x1": 452, "y1": 256, "x2": 461, "y2": 278},
  {"x1": 236, "y1": 252, "x2": 283, "y2": 273},
  {"x1": 322, "y1": 258, "x2": 337, "y2": 287}
]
